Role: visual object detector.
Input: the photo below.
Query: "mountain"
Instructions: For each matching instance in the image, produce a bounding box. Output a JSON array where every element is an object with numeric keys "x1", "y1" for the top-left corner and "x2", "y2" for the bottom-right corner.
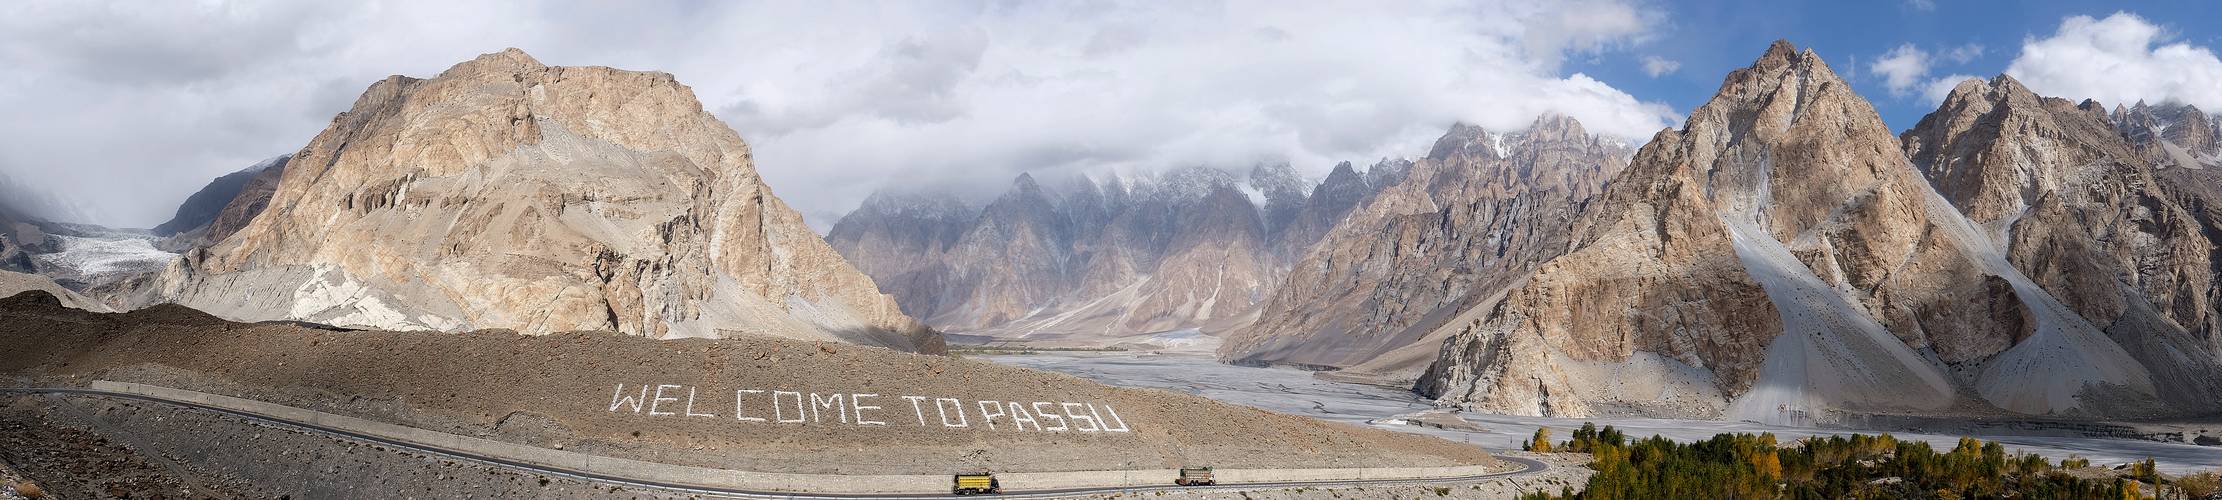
[
  {"x1": 153, "y1": 49, "x2": 940, "y2": 352},
  {"x1": 0, "y1": 202, "x2": 38, "y2": 273},
  {"x1": 0, "y1": 270, "x2": 108, "y2": 312},
  {"x1": 153, "y1": 153, "x2": 291, "y2": 237},
  {"x1": 1416, "y1": 41, "x2": 2210, "y2": 424},
  {"x1": 2113, "y1": 101, "x2": 2222, "y2": 170},
  {"x1": 829, "y1": 162, "x2": 1421, "y2": 343},
  {"x1": 1905, "y1": 75, "x2": 2222, "y2": 408},
  {"x1": 820, "y1": 188, "x2": 977, "y2": 318},
  {"x1": 1269, "y1": 160, "x2": 1374, "y2": 261},
  {"x1": 2112, "y1": 103, "x2": 2222, "y2": 360},
  {"x1": 1249, "y1": 161, "x2": 1311, "y2": 247},
  {"x1": 1223, "y1": 116, "x2": 1632, "y2": 380}
]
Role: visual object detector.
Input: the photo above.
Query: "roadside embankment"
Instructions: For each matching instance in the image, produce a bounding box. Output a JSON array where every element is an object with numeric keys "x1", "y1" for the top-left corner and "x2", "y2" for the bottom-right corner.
[{"x1": 0, "y1": 290, "x2": 1494, "y2": 481}]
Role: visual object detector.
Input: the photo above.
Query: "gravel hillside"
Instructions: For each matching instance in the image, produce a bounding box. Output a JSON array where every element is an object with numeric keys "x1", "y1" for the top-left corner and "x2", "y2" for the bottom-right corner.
[{"x1": 0, "y1": 290, "x2": 1493, "y2": 475}]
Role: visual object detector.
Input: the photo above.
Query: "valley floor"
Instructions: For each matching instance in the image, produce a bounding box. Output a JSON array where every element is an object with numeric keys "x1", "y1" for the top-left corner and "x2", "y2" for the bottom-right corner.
[{"x1": 980, "y1": 352, "x2": 2222, "y2": 474}]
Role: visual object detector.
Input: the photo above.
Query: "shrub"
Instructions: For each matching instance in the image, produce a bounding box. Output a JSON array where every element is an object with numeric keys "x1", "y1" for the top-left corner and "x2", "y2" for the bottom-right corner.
[
  {"x1": 11, "y1": 482, "x2": 42, "y2": 499},
  {"x1": 1526, "y1": 427, "x2": 1553, "y2": 453},
  {"x1": 2177, "y1": 470, "x2": 2220, "y2": 499}
]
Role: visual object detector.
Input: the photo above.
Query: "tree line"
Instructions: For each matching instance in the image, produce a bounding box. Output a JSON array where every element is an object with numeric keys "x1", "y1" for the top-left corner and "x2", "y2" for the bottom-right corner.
[{"x1": 1517, "y1": 423, "x2": 2221, "y2": 499}]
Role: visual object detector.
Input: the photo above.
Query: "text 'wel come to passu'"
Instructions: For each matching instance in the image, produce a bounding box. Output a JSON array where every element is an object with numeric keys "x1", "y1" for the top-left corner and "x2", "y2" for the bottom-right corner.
[{"x1": 607, "y1": 383, "x2": 1132, "y2": 433}]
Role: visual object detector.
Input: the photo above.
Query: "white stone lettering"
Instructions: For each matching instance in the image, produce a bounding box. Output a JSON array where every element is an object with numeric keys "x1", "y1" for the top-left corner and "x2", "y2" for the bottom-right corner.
[
  {"x1": 598, "y1": 385, "x2": 1133, "y2": 434},
  {"x1": 810, "y1": 393, "x2": 848, "y2": 423},
  {"x1": 1061, "y1": 402, "x2": 1099, "y2": 432},
  {"x1": 934, "y1": 398, "x2": 968, "y2": 428},
  {"x1": 1005, "y1": 401, "x2": 1040, "y2": 431},
  {"x1": 683, "y1": 387, "x2": 717, "y2": 418},
  {"x1": 852, "y1": 394, "x2": 885, "y2": 425},
  {"x1": 609, "y1": 384, "x2": 648, "y2": 413},
  {"x1": 976, "y1": 400, "x2": 1006, "y2": 430},
  {"x1": 773, "y1": 391, "x2": 807, "y2": 423},
  {"x1": 734, "y1": 390, "x2": 767, "y2": 422},
  {"x1": 1032, "y1": 402, "x2": 1067, "y2": 431},
  {"x1": 903, "y1": 395, "x2": 930, "y2": 426},
  {"x1": 648, "y1": 384, "x2": 682, "y2": 416},
  {"x1": 1092, "y1": 403, "x2": 1131, "y2": 433}
]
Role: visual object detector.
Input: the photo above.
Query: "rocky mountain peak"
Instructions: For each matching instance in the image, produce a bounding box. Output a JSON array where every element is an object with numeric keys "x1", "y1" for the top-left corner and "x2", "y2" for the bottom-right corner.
[
  {"x1": 1417, "y1": 40, "x2": 2189, "y2": 423},
  {"x1": 159, "y1": 49, "x2": 939, "y2": 352},
  {"x1": 1327, "y1": 160, "x2": 1357, "y2": 177},
  {"x1": 1364, "y1": 158, "x2": 1414, "y2": 189},
  {"x1": 1427, "y1": 123, "x2": 1497, "y2": 161},
  {"x1": 1757, "y1": 39, "x2": 1798, "y2": 68},
  {"x1": 1521, "y1": 113, "x2": 1590, "y2": 144},
  {"x1": 437, "y1": 47, "x2": 547, "y2": 78},
  {"x1": 1906, "y1": 73, "x2": 2149, "y2": 225},
  {"x1": 1249, "y1": 162, "x2": 1309, "y2": 237},
  {"x1": 2113, "y1": 101, "x2": 2221, "y2": 169},
  {"x1": 1010, "y1": 171, "x2": 1044, "y2": 194}
]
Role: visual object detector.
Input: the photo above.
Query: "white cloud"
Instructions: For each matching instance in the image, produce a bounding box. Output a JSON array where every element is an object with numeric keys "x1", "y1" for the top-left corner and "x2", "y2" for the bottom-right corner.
[
  {"x1": 1906, "y1": 0, "x2": 1937, "y2": 12},
  {"x1": 1640, "y1": 55, "x2": 1681, "y2": 77},
  {"x1": 1943, "y1": 43, "x2": 1985, "y2": 64},
  {"x1": 2005, "y1": 12, "x2": 2222, "y2": 112},
  {"x1": 0, "y1": 0, "x2": 1681, "y2": 228},
  {"x1": 1871, "y1": 43, "x2": 1933, "y2": 97}
]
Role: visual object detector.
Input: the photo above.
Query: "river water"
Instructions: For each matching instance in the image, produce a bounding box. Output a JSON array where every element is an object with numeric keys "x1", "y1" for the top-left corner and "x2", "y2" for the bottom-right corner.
[{"x1": 981, "y1": 352, "x2": 2222, "y2": 474}]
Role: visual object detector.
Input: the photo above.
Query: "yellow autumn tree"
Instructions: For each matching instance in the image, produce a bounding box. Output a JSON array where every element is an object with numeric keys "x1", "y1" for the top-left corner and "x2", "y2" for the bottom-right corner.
[{"x1": 1526, "y1": 427, "x2": 1553, "y2": 453}]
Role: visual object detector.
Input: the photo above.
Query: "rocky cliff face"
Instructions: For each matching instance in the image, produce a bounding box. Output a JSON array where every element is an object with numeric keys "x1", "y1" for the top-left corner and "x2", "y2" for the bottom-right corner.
[
  {"x1": 155, "y1": 155, "x2": 288, "y2": 251},
  {"x1": 156, "y1": 49, "x2": 940, "y2": 352},
  {"x1": 0, "y1": 205, "x2": 41, "y2": 274},
  {"x1": 153, "y1": 155, "x2": 288, "y2": 236},
  {"x1": 1221, "y1": 116, "x2": 1631, "y2": 376},
  {"x1": 1905, "y1": 76, "x2": 2222, "y2": 406},
  {"x1": 831, "y1": 163, "x2": 1400, "y2": 342},
  {"x1": 2114, "y1": 103, "x2": 2222, "y2": 361},
  {"x1": 821, "y1": 188, "x2": 976, "y2": 318},
  {"x1": 1417, "y1": 41, "x2": 2198, "y2": 423},
  {"x1": 2114, "y1": 102, "x2": 2222, "y2": 169}
]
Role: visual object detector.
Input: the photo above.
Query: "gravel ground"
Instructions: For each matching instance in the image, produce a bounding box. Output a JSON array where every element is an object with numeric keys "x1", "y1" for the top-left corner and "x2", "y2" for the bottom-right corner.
[
  {"x1": 1090, "y1": 453, "x2": 1594, "y2": 500},
  {"x1": 987, "y1": 352, "x2": 2222, "y2": 474},
  {"x1": 0, "y1": 290, "x2": 1493, "y2": 480},
  {"x1": 0, "y1": 394, "x2": 680, "y2": 499}
]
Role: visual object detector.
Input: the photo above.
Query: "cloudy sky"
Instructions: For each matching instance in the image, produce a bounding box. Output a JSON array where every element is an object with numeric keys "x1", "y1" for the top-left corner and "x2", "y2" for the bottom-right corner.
[{"x1": 1, "y1": 0, "x2": 2217, "y2": 228}]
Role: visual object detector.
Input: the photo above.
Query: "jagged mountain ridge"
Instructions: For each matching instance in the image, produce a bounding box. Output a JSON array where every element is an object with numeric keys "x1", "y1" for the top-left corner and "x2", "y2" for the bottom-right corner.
[
  {"x1": 1222, "y1": 115, "x2": 1634, "y2": 381},
  {"x1": 1904, "y1": 74, "x2": 2222, "y2": 416},
  {"x1": 2114, "y1": 101, "x2": 2222, "y2": 169},
  {"x1": 155, "y1": 155, "x2": 289, "y2": 252},
  {"x1": 829, "y1": 161, "x2": 1409, "y2": 341},
  {"x1": 1416, "y1": 41, "x2": 2214, "y2": 423},
  {"x1": 151, "y1": 48, "x2": 941, "y2": 352},
  {"x1": 152, "y1": 155, "x2": 289, "y2": 237}
]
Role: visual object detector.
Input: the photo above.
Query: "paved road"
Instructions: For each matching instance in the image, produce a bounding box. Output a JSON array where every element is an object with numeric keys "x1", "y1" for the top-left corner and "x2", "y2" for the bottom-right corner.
[{"x1": 5, "y1": 387, "x2": 1548, "y2": 499}]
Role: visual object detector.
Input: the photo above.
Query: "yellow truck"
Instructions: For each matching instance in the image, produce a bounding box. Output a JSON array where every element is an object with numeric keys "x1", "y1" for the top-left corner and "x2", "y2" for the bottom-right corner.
[{"x1": 952, "y1": 473, "x2": 1000, "y2": 495}]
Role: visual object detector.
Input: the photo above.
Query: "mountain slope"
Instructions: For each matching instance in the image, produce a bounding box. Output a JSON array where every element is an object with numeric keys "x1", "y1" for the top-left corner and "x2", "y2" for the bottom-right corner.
[
  {"x1": 152, "y1": 155, "x2": 289, "y2": 237},
  {"x1": 1906, "y1": 76, "x2": 2222, "y2": 408},
  {"x1": 1418, "y1": 41, "x2": 2189, "y2": 423},
  {"x1": 155, "y1": 49, "x2": 939, "y2": 352},
  {"x1": 833, "y1": 165, "x2": 1380, "y2": 343},
  {"x1": 155, "y1": 155, "x2": 289, "y2": 251},
  {"x1": 1223, "y1": 116, "x2": 1631, "y2": 376}
]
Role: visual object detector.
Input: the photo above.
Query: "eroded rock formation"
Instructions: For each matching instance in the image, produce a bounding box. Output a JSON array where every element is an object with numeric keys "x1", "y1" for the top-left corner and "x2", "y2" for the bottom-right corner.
[
  {"x1": 1417, "y1": 41, "x2": 2206, "y2": 423},
  {"x1": 156, "y1": 49, "x2": 940, "y2": 352}
]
